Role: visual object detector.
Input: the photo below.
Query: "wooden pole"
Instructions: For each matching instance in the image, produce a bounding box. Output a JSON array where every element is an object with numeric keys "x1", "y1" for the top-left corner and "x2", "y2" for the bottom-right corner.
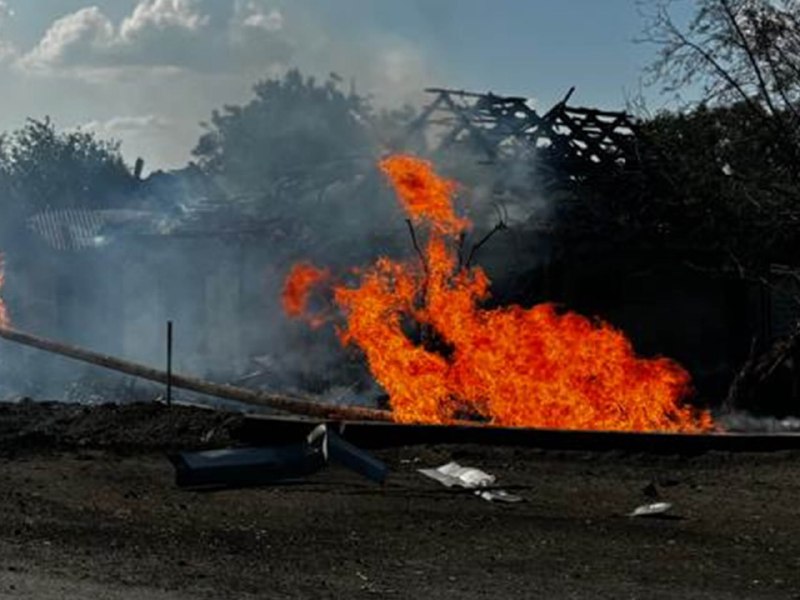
[
  {"x1": 0, "y1": 326, "x2": 394, "y2": 422},
  {"x1": 166, "y1": 320, "x2": 173, "y2": 408}
]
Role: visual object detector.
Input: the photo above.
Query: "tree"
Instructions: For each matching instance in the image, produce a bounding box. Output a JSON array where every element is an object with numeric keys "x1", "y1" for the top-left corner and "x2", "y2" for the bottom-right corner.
[
  {"x1": 192, "y1": 69, "x2": 382, "y2": 197},
  {"x1": 640, "y1": 0, "x2": 800, "y2": 179},
  {"x1": 190, "y1": 69, "x2": 420, "y2": 268},
  {"x1": 634, "y1": 0, "x2": 800, "y2": 267},
  {"x1": 0, "y1": 117, "x2": 135, "y2": 246},
  {"x1": 0, "y1": 117, "x2": 134, "y2": 214}
]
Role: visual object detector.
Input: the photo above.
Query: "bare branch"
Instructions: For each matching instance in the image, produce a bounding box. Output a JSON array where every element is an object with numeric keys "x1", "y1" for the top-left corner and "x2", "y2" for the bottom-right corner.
[
  {"x1": 405, "y1": 219, "x2": 427, "y2": 276},
  {"x1": 466, "y1": 221, "x2": 508, "y2": 269}
]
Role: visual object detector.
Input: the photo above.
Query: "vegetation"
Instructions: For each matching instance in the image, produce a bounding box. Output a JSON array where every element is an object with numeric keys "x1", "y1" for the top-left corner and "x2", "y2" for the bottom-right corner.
[
  {"x1": 0, "y1": 118, "x2": 134, "y2": 212},
  {"x1": 192, "y1": 69, "x2": 381, "y2": 197},
  {"x1": 0, "y1": 118, "x2": 134, "y2": 242},
  {"x1": 633, "y1": 0, "x2": 800, "y2": 266}
]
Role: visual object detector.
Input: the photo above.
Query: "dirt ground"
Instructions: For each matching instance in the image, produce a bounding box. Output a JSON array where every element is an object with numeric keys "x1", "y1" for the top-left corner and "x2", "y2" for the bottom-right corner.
[{"x1": 0, "y1": 400, "x2": 798, "y2": 599}]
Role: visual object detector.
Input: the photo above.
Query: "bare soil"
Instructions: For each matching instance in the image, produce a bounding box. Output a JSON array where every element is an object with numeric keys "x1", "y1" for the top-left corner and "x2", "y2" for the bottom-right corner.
[{"x1": 0, "y1": 400, "x2": 798, "y2": 599}]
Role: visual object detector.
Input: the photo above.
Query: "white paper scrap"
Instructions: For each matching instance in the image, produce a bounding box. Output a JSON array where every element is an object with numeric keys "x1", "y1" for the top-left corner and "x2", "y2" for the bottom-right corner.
[
  {"x1": 418, "y1": 461, "x2": 495, "y2": 489},
  {"x1": 419, "y1": 461, "x2": 523, "y2": 503}
]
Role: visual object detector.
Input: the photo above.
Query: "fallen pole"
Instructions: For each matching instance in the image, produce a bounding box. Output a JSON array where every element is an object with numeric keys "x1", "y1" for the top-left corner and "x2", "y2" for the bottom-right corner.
[{"x1": 0, "y1": 326, "x2": 394, "y2": 422}]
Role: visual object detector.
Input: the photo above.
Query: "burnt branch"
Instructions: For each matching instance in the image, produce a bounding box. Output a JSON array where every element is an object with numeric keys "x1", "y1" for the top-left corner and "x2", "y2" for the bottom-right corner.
[
  {"x1": 456, "y1": 232, "x2": 467, "y2": 270},
  {"x1": 405, "y1": 219, "x2": 428, "y2": 276},
  {"x1": 466, "y1": 221, "x2": 508, "y2": 269}
]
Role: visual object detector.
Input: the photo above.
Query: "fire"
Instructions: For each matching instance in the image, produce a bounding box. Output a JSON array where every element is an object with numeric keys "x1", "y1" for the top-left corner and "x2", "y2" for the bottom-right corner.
[
  {"x1": 284, "y1": 155, "x2": 713, "y2": 432},
  {"x1": 0, "y1": 253, "x2": 8, "y2": 329},
  {"x1": 281, "y1": 262, "x2": 330, "y2": 328}
]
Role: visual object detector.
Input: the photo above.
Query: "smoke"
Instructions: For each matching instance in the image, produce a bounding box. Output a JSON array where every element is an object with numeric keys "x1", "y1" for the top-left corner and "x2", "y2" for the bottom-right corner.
[
  {"x1": 715, "y1": 411, "x2": 800, "y2": 433},
  {"x1": 0, "y1": 145, "x2": 554, "y2": 406},
  {"x1": 0, "y1": 158, "x2": 404, "y2": 404},
  {"x1": 0, "y1": 3, "x2": 562, "y2": 408}
]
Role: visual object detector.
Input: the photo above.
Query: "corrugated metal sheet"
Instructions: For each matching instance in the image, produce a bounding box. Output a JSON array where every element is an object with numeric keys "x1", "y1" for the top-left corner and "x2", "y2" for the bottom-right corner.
[
  {"x1": 27, "y1": 202, "x2": 285, "y2": 250},
  {"x1": 28, "y1": 209, "x2": 107, "y2": 251},
  {"x1": 28, "y1": 209, "x2": 160, "y2": 250}
]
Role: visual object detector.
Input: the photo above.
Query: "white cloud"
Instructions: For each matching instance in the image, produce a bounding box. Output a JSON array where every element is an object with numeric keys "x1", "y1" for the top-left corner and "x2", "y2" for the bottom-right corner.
[
  {"x1": 5, "y1": 1, "x2": 441, "y2": 170},
  {"x1": 82, "y1": 114, "x2": 173, "y2": 136},
  {"x1": 20, "y1": 7, "x2": 115, "y2": 69},
  {"x1": 235, "y1": 2, "x2": 283, "y2": 32},
  {"x1": 119, "y1": 0, "x2": 210, "y2": 42},
  {"x1": 18, "y1": 1, "x2": 213, "y2": 71},
  {"x1": 243, "y1": 9, "x2": 283, "y2": 32}
]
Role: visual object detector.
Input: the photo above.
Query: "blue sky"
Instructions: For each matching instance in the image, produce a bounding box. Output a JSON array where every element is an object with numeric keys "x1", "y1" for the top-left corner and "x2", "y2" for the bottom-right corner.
[{"x1": 0, "y1": 1, "x2": 695, "y2": 169}]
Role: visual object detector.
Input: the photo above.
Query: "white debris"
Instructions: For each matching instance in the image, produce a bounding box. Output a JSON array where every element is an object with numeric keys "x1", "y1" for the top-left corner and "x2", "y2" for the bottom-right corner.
[
  {"x1": 476, "y1": 489, "x2": 524, "y2": 503},
  {"x1": 418, "y1": 461, "x2": 495, "y2": 489},
  {"x1": 629, "y1": 502, "x2": 673, "y2": 518},
  {"x1": 418, "y1": 461, "x2": 523, "y2": 503}
]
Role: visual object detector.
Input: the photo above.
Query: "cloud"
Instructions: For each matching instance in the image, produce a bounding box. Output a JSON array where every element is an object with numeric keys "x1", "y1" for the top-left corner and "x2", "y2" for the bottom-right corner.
[
  {"x1": 18, "y1": 1, "x2": 217, "y2": 71},
  {"x1": 120, "y1": 0, "x2": 210, "y2": 41},
  {"x1": 234, "y1": 1, "x2": 283, "y2": 32},
  {"x1": 82, "y1": 114, "x2": 173, "y2": 136},
  {"x1": 77, "y1": 113, "x2": 195, "y2": 171},
  {"x1": 15, "y1": 0, "x2": 293, "y2": 74},
  {"x1": 19, "y1": 7, "x2": 115, "y2": 69},
  {"x1": 6, "y1": 0, "x2": 441, "y2": 170}
]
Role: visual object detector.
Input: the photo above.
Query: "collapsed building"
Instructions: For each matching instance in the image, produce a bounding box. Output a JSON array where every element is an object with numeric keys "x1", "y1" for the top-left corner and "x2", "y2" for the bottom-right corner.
[
  {"x1": 0, "y1": 87, "x2": 796, "y2": 412},
  {"x1": 398, "y1": 88, "x2": 799, "y2": 407}
]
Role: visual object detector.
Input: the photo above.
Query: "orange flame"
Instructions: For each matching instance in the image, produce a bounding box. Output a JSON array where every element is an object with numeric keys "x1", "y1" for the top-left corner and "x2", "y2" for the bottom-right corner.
[
  {"x1": 0, "y1": 253, "x2": 9, "y2": 329},
  {"x1": 379, "y1": 154, "x2": 470, "y2": 234},
  {"x1": 281, "y1": 262, "x2": 330, "y2": 328},
  {"x1": 285, "y1": 154, "x2": 713, "y2": 432}
]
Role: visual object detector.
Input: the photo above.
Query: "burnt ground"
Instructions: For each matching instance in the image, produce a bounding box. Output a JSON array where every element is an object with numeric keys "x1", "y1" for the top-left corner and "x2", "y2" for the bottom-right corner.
[{"x1": 0, "y1": 401, "x2": 798, "y2": 599}]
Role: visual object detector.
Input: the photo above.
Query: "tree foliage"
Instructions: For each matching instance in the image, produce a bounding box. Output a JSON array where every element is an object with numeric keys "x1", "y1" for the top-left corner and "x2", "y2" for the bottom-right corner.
[
  {"x1": 643, "y1": 104, "x2": 799, "y2": 256},
  {"x1": 641, "y1": 0, "x2": 800, "y2": 177},
  {"x1": 0, "y1": 117, "x2": 134, "y2": 218},
  {"x1": 632, "y1": 0, "x2": 800, "y2": 267},
  {"x1": 192, "y1": 69, "x2": 384, "y2": 196}
]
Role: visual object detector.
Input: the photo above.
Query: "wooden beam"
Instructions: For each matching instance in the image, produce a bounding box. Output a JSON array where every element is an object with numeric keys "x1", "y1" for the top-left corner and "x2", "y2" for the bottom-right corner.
[{"x1": 0, "y1": 326, "x2": 394, "y2": 423}]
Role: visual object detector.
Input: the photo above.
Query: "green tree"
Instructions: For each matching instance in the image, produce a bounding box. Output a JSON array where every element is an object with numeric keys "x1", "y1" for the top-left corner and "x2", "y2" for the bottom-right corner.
[
  {"x1": 0, "y1": 117, "x2": 134, "y2": 209},
  {"x1": 641, "y1": 0, "x2": 800, "y2": 178},
  {"x1": 192, "y1": 69, "x2": 380, "y2": 197},
  {"x1": 0, "y1": 117, "x2": 135, "y2": 242},
  {"x1": 633, "y1": 0, "x2": 800, "y2": 267}
]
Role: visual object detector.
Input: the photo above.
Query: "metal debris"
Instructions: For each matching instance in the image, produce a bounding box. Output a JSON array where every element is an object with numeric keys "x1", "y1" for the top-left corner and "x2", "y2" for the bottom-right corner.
[
  {"x1": 170, "y1": 444, "x2": 325, "y2": 489},
  {"x1": 170, "y1": 423, "x2": 388, "y2": 489},
  {"x1": 326, "y1": 427, "x2": 389, "y2": 484}
]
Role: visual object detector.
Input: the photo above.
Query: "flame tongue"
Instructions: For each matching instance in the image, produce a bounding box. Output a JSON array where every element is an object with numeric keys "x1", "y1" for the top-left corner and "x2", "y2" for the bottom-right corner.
[
  {"x1": 281, "y1": 262, "x2": 330, "y2": 329},
  {"x1": 0, "y1": 254, "x2": 8, "y2": 329},
  {"x1": 378, "y1": 154, "x2": 470, "y2": 234},
  {"x1": 284, "y1": 154, "x2": 713, "y2": 432}
]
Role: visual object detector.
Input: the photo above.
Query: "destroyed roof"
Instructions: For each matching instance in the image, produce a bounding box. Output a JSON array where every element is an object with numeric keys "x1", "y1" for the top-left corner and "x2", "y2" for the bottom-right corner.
[
  {"x1": 28, "y1": 202, "x2": 283, "y2": 250},
  {"x1": 404, "y1": 87, "x2": 643, "y2": 185},
  {"x1": 28, "y1": 209, "x2": 154, "y2": 251},
  {"x1": 26, "y1": 164, "x2": 281, "y2": 250}
]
